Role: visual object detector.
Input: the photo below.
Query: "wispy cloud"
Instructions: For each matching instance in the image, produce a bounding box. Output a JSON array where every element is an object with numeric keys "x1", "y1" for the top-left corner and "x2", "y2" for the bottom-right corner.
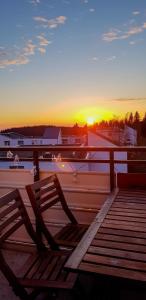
[
  {"x1": 113, "y1": 97, "x2": 146, "y2": 102},
  {"x1": 34, "y1": 15, "x2": 67, "y2": 29},
  {"x1": 0, "y1": 55, "x2": 29, "y2": 69},
  {"x1": 89, "y1": 8, "x2": 95, "y2": 13},
  {"x1": 36, "y1": 34, "x2": 52, "y2": 54},
  {"x1": 37, "y1": 35, "x2": 52, "y2": 46},
  {"x1": 38, "y1": 47, "x2": 46, "y2": 54},
  {"x1": 0, "y1": 40, "x2": 36, "y2": 69},
  {"x1": 23, "y1": 40, "x2": 36, "y2": 56},
  {"x1": 103, "y1": 22, "x2": 146, "y2": 42},
  {"x1": 106, "y1": 55, "x2": 116, "y2": 62},
  {"x1": 132, "y1": 11, "x2": 140, "y2": 15},
  {"x1": 29, "y1": 0, "x2": 40, "y2": 6},
  {"x1": 91, "y1": 56, "x2": 98, "y2": 61}
]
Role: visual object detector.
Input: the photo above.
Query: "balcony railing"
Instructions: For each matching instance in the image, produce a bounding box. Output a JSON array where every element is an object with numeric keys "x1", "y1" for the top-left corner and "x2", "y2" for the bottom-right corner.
[{"x1": 0, "y1": 146, "x2": 146, "y2": 191}]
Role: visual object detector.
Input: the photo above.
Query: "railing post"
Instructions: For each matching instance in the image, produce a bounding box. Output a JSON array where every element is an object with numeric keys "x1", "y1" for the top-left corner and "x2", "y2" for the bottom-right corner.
[
  {"x1": 110, "y1": 150, "x2": 114, "y2": 191},
  {"x1": 33, "y1": 150, "x2": 40, "y2": 182}
]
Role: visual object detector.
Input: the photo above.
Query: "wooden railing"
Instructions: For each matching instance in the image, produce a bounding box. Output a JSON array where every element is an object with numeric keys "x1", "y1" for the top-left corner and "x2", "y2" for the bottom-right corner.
[{"x1": 0, "y1": 146, "x2": 146, "y2": 191}]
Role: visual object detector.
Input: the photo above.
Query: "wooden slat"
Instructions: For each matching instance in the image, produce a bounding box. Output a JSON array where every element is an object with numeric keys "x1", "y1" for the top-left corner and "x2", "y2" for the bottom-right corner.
[
  {"x1": 40, "y1": 190, "x2": 59, "y2": 205},
  {"x1": 95, "y1": 232, "x2": 146, "y2": 246},
  {"x1": 40, "y1": 197, "x2": 59, "y2": 213},
  {"x1": 98, "y1": 227, "x2": 146, "y2": 239},
  {"x1": 0, "y1": 202, "x2": 19, "y2": 219},
  {"x1": 103, "y1": 219, "x2": 146, "y2": 228},
  {"x1": 0, "y1": 211, "x2": 21, "y2": 232},
  {"x1": 113, "y1": 202, "x2": 146, "y2": 210},
  {"x1": 101, "y1": 222, "x2": 146, "y2": 232},
  {"x1": 79, "y1": 262, "x2": 146, "y2": 282},
  {"x1": 91, "y1": 238, "x2": 146, "y2": 253},
  {"x1": 108, "y1": 210, "x2": 146, "y2": 218},
  {"x1": 1, "y1": 219, "x2": 24, "y2": 242},
  {"x1": 35, "y1": 184, "x2": 56, "y2": 198},
  {"x1": 106, "y1": 214, "x2": 146, "y2": 223},
  {"x1": 0, "y1": 189, "x2": 19, "y2": 208},
  {"x1": 88, "y1": 245, "x2": 146, "y2": 261},
  {"x1": 84, "y1": 253, "x2": 146, "y2": 271},
  {"x1": 32, "y1": 175, "x2": 56, "y2": 191},
  {"x1": 110, "y1": 207, "x2": 146, "y2": 214},
  {"x1": 65, "y1": 188, "x2": 118, "y2": 270}
]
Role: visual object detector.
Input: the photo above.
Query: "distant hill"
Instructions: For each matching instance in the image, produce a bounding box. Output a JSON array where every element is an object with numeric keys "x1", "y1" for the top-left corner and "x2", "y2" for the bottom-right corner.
[
  {"x1": 1, "y1": 125, "x2": 55, "y2": 137},
  {"x1": 1, "y1": 124, "x2": 87, "y2": 138}
]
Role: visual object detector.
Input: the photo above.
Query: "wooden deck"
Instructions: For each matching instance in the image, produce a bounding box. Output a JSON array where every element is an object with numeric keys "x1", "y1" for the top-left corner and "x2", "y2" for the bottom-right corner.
[{"x1": 65, "y1": 188, "x2": 146, "y2": 284}]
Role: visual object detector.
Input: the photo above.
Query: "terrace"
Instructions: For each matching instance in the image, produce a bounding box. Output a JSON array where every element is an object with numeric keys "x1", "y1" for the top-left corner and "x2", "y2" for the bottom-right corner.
[{"x1": 0, "y1": 146, "x2": 146, "y2": 299}]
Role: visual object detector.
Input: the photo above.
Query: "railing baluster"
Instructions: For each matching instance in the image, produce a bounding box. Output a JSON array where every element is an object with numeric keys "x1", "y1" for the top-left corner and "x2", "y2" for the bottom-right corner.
[
  {"x1": 110, "y1": 150, "x2": 114, "y2": 191},
  {"x1": 33, "y1": 150, "x2": 40, "y2": 182}
]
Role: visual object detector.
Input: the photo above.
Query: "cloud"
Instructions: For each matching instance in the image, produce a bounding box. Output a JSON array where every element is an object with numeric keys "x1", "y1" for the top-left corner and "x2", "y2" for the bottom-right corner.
[
  {"x1": 132, "y1": 11, "x2": 140, "y2": 15},
  {"x1": 106, "y1": 55, "x2": 116, "y2": 61},
  {"x1": 37, "y1": 35, "x2": 52, "y2": 46},
  {"x1": 29, "y1": 0, "x2": 40, "y2": 6},
  {"x1": 89, "y1": 8, "x2": 95, "y2": 12},
  {"x1": 23, "y1": 40, "x2": 36, "y2": 55},
  {"x1": 38, "y1": 47, "x2": 46, "y2": 54},
  {"x1": 0, "y1": 55, "x2": 29, "y2": 69},
  {"x1": 103, "y1": 23, "x2": 146, "y2": 42},
  {"x1": 34, "y1": 15, "x2": 67, "y2": 29},
  {"x1": 113, "y1": 97, "x2": 146, "y2": 102},
  {"x1": 91, "y1": 56, "x2": 98, "y2": 61},
  {"x1": 0, "y1": 40, "x2": 36, "y2": 69}
]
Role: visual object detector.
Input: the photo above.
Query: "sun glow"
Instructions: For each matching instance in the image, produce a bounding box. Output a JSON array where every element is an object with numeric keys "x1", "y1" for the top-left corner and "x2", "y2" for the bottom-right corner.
[
  {"x1": 75, "y1": 106, "x2": 113, "y2": 125},
  {"x1": 87, "y1": 116, "x2": 95, "y2": 125}
]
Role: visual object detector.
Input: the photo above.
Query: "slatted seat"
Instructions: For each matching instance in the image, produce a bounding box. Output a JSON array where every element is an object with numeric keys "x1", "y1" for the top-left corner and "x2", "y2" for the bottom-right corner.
[
  {"x1": 0, "y1": 189, "x2": 77, "y2": 300},
  {"x1": 26, "y1": 174, "x2": 88, "y2": 248}
]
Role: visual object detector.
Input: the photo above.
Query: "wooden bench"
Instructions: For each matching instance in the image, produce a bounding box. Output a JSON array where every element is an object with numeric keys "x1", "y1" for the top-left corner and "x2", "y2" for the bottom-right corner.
[
  {"x1": 0, "y1": 189, "x2": 77, "y2": 300},
  {"x1": 26, "y1": 174, "x2": 88, "y2": 248}
]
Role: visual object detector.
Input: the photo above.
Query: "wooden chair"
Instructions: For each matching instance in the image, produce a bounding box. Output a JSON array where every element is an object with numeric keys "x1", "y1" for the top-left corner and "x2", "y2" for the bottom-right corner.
[
  {"x1": 0, "y1": 189, "x2": 78, "y2": 300},
  {"x1": 26, "y1": 174, "x2": 88, "y2": 248}
]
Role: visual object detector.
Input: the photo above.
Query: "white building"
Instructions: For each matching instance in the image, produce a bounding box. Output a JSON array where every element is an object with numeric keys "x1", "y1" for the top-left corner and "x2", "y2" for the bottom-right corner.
[
  {"x1": 0, "y1": 128, "x2": 62, "y2": 147},
  {"x1": 87, "y1": 130, "x2": 127, "y2": 173},
  {"x1": 96, "y1": 125, "x2": 137, "y2": 146}
]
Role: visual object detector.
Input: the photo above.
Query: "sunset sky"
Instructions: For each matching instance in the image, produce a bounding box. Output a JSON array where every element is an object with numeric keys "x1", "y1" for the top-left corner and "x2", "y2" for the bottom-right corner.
[{"x1": 0, "y1": 0, "x2": 146, "y2": 129}]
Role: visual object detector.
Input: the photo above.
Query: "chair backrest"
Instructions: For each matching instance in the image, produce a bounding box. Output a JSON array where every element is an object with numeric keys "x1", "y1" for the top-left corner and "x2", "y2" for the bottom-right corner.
[
  {"x1": 0, "y1": 189, "x2": 44, "y2": 250},
  {"x1": 26, "y1": 174, "x2": 78, "y2": 225},
  {"x1": 0, "y1": 189, "x2": 48, "y2": 300}
]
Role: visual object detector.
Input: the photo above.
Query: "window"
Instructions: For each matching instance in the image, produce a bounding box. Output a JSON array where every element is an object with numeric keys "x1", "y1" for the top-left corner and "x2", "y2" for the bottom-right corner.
[
  {"x1": 75, "y1": 138, "x2": 81, "y2": 144},
  {"x1": 62, "y1": 138, "x2": 68, "y2": 144},
  {"x1": 18, "y1": 140, "x2": 24, "y2": 146},
  {"x1": 4, "y1": 141, "x2": 10, "y2": 146}
]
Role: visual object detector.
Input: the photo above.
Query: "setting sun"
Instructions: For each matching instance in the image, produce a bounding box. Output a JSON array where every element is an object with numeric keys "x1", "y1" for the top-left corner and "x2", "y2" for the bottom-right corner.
[{"x1": 87, "y1": 116, "x2": 95, "y2": 125}]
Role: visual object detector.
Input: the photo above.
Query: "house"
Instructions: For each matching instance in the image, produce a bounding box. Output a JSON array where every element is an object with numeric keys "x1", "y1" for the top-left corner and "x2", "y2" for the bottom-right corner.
[
  {"x1": 61, "y1": 125, "x2": 87, "y2": 145},
  {"x1": 43, "y1": 127, "x2": 62, "y2": 144},
  {"x1": 0, "y1": 127, "x2": 62, "y2": 147},
  {"x1": 96, "y1": 125, "x2": 137, "y2": 146},
  {"x1": 87, "y1": 130, "x2": 127, "y2": 173}
]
